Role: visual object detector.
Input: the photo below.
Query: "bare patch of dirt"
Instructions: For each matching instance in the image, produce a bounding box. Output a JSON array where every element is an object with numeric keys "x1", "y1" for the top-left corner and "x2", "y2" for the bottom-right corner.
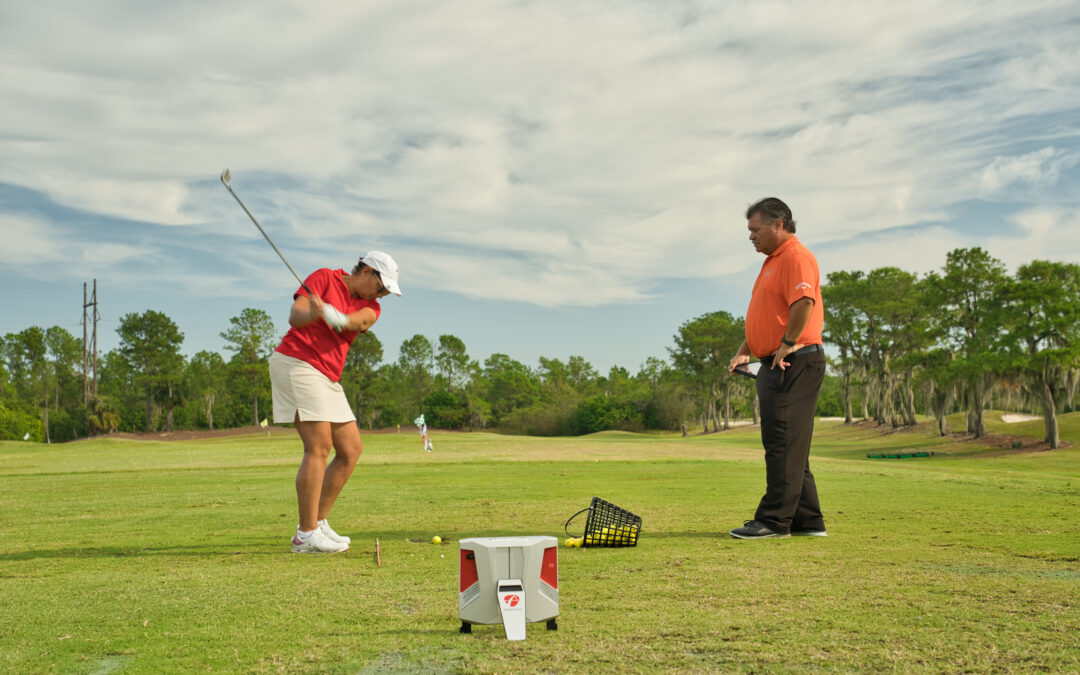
[
  {"x1": 945, "y1": 431, "x2": 1071, "y2": 456},
  {"x1": 834, "y1": 418, "x2": 1071, "y2": 456},
  {"x1": 848, "y1": 419, "x2": 937, "y2": 435},
  {"x1": 86, "y1": 425, "x2": 293, "y2": 442}
]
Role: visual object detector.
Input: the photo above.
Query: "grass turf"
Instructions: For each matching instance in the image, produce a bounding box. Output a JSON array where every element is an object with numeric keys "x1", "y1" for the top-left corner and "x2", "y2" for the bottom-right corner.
[{"x1": 1, "y1": 413, "x2": 1078, "y2": 673}]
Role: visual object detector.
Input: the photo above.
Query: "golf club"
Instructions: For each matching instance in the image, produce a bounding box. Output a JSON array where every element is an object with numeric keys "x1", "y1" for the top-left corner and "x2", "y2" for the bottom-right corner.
[
  {"x1": 733, "y1": 363, "x2": 758, "y2": 380},
  {"x1": 220, "y1": 169, "x2": 312, "y2": 295}
]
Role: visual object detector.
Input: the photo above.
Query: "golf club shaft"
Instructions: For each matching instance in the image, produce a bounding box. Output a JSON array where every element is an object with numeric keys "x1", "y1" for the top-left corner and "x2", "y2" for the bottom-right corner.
[{"x1": 220, "y1": 171, "x2": 313, "y2": 295}]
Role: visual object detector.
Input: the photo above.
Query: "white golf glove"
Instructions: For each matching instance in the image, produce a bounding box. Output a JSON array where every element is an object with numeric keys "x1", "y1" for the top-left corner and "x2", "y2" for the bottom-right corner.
[{"x1": 322, "y1": 305, "x2": 349, "y2": 332}]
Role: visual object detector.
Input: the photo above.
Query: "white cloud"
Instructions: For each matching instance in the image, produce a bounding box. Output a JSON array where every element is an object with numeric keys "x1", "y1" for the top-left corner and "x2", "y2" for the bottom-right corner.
[
  {"x1": 40, "y1": 173, "x2": 197, "y2": 226},
  {"x1": 814, "y1": 205, "x2": 1080, "y2": 281},
  {"x1": 997, "y1": 207, "x2": 1080, "y2": 267},
  {"x1": 978, "y1": 147, "x2": 1077, "y2": 193},
  {"x1": 0, "y1": 213, "x2": 161, "y2": 280},
  {"x1": 816, "y1": 226, "x2": 968, "y2": 278},
  {"x1": 1, "y1": 0, "x2": 1079, "y2": 309},
  {"x1": 80, "y1": 243, "x2": 156, "y2": 266},
  {"x1": 0, "y1": 214, "x2": 61, "y2": 264},
  {"x1": 402, "y1": 247, "x2": 649, "y2": 307}
]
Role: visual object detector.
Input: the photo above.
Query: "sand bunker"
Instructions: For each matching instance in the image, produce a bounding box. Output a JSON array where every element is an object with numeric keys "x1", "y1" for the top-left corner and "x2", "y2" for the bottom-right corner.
[{"x1": 1001, "y1": 414, "x2": 1042, "y2": 423}]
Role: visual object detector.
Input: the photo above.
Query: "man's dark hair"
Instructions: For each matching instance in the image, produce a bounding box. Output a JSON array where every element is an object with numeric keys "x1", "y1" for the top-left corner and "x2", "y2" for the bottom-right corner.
[
  {"x1": 351, "y1": 258, "x2": 370, "y2": 274},
  {"x1": 746, "y1": 197, "x2": 796, "y2": 233}
]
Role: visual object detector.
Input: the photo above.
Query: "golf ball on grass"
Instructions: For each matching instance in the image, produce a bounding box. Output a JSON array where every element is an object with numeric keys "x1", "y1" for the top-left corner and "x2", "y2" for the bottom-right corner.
[{"x1": 432, "y1": 535, "x2": 442, "y2": 544}]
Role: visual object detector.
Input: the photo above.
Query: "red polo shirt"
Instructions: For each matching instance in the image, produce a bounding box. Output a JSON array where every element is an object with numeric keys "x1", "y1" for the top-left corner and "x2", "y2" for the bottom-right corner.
[
  {"x1": 275, "y1": 268, "x2": 380, "y2": 382},
  {"x1": 745, "y1": 236, "x2": 824, "y2": 358}
]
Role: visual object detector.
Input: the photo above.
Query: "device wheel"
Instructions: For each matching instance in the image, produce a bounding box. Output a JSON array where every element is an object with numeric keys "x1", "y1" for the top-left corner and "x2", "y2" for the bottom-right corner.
[
  {"x1": 459, "y1": 621, "x2": 472, "y2": 634},
  {"x1": 546, "y1": 619, "x2": 558, "y2": 631}
]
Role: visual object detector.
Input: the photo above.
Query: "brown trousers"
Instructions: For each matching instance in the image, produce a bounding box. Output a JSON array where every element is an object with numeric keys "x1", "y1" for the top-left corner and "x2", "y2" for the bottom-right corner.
[{"x1": 753, "y1": 348, "x2": 827, "y2": 533}]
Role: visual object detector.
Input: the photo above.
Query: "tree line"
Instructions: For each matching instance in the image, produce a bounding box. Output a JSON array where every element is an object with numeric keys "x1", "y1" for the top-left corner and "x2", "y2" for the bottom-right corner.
[
  {"x1": 0, "y1": 306, "x2": 701, "y2": 441},
  {"x1": 823, "y1": 247, "x2": 1080, "y2": 449},
  {"x1": 1, "y1": 247, "x2": 1077, "y2": 444}
]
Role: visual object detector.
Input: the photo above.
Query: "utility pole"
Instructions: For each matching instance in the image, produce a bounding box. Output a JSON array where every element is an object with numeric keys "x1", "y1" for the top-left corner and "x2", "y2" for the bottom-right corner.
[
  {"x1": 81, "y1": 279, "x2": 99, "y2": 403},
  {"x1": 83, "y1": 283, "x2": 88, "y2": 404},
  {"x1": 92, "y1": 279, "x2": 99, "y2": 397}
]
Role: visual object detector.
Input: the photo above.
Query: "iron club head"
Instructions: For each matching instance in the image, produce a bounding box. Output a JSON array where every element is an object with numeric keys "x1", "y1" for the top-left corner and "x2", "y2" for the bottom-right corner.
[{"x1": 220, "y1": 168, "x2": 231, "y2": 188}]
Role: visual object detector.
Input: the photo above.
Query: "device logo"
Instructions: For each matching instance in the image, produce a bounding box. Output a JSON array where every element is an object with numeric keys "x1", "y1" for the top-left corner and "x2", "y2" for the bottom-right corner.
[
  {"x1": 503, "y1": 595, "x2": 521, "y2": 607},
  {"x1": 795, "y1": 282, "x2": 812, "y2": 290}
]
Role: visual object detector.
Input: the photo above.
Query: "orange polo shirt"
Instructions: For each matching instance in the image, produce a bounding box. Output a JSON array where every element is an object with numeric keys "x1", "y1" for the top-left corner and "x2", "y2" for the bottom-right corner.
[{"x1": 745, "y1": 236, "x2": 824, "y2": 358}]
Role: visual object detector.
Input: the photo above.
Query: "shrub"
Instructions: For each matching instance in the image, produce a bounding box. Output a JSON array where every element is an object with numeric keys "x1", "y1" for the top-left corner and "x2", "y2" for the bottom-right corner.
[
  {"x1": 573, "y1": 395, "x2": 643, "y2": 434},
  {"x1": 497, "y1": 400, "x2": 580, "y2": 436},
  {"x1": 0, "y1": 405, "x2": 44, "y2": 442}
]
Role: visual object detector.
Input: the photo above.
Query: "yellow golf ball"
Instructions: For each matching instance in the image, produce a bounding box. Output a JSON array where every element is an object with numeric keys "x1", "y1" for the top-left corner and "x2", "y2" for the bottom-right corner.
[
  {"x1": 432, "y1": 535, "x2": 442, "y2": 545},
  {"x1": 564, "y1": 537, "x2": 575, "y2": 548}
]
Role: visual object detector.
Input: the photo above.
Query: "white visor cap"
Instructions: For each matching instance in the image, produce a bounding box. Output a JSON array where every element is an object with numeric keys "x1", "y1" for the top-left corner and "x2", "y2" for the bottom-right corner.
[{"x1": 361, "y1": 251, "x2": 402, "y2": 296}]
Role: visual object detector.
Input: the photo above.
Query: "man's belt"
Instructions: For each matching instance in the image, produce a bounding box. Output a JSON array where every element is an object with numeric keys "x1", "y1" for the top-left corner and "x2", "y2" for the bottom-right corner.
[{"x1": 760, "y1": 344, "x2": 823, "y2": 362}]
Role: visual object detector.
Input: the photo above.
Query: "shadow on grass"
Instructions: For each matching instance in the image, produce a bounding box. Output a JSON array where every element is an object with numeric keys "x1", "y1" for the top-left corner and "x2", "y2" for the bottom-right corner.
[
  {"x1": 0, "y1": 528, "x2": 811, "y2": 562},
  {"x1": 0, "y1": 543, "x2": 287, "y2": 561},
  {"x1": 0, "y1": 529, "x2": 453, "y2": 561},
  {"x1": 0, "y1": 532, "x2": 440, "y2": 561},
  {"x1": 626, "y1": 531, "x2": 788, "y2": 540}
]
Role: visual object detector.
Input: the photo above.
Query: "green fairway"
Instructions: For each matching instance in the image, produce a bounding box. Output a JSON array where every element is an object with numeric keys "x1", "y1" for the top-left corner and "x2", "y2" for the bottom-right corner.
[{"x1": 1, "y1": 416, "x2": 1078, "y2": 673}]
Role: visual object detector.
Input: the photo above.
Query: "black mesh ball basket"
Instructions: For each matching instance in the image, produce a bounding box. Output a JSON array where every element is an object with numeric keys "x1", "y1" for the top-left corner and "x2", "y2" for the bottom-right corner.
[{"x1": 563, "y1": 496, "x2": 642, "y2": 547}]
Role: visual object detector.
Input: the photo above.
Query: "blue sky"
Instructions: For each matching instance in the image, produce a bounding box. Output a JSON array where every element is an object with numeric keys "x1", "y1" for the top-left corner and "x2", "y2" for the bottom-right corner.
[{"x1": 2, "y1": 1, "x2": 1079, "y2": 373}]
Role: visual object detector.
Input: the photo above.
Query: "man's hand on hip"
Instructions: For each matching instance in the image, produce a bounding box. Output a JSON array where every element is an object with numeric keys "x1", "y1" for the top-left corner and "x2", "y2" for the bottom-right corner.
[{"x1": 770, "y1": 342, "x2": 802, "y2": 370}]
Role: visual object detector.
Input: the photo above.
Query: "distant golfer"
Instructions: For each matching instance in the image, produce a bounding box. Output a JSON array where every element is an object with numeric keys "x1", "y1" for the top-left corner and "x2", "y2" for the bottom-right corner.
[
  {"x1": 728, "y1": 198, "x2": 827, "y2": 539},
  {"x1": 269, "y1": 251, "x2": 402, "y2": 553}
]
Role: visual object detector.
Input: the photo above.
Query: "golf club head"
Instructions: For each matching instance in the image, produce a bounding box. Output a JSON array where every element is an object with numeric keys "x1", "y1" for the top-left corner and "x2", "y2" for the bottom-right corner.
[
  {"x1": 733, "y1": 364, "x2": 757, "y2": 380},
  {"x1": 220, "y1": 168, "x2": 231, "y2": 188}
]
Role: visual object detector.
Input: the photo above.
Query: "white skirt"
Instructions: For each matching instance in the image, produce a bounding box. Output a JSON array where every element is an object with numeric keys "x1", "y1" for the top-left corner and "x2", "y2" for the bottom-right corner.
[{"x1": 269, "y1": 351, "x2": 356, "y2": 424}]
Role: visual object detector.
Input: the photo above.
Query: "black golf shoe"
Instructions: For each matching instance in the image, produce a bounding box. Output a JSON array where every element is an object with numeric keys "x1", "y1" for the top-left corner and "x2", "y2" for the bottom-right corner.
[{"x1": 729, "y1": 520, "x2": 790, "y2": 539}]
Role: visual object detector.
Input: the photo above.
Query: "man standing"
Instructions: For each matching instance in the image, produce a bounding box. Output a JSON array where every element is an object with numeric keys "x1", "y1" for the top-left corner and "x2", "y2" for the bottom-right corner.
[{"x1": 728, "y1": 198, "x2": 828, "y2": 539}]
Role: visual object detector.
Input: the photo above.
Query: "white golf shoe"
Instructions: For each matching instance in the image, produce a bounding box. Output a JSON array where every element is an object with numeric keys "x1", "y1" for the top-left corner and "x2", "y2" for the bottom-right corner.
[
  {"x1": 318, "y1": 519, "x2": 351, "y2": 545},
  {"x1": 291, "y1": 528, "x2": 349, "y2": 554}
]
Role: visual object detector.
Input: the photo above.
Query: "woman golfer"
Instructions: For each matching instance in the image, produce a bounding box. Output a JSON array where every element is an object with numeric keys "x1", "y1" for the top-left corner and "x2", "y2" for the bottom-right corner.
[{"x1": 269, "y1": 251, "x2": 401, "y2": 553}]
